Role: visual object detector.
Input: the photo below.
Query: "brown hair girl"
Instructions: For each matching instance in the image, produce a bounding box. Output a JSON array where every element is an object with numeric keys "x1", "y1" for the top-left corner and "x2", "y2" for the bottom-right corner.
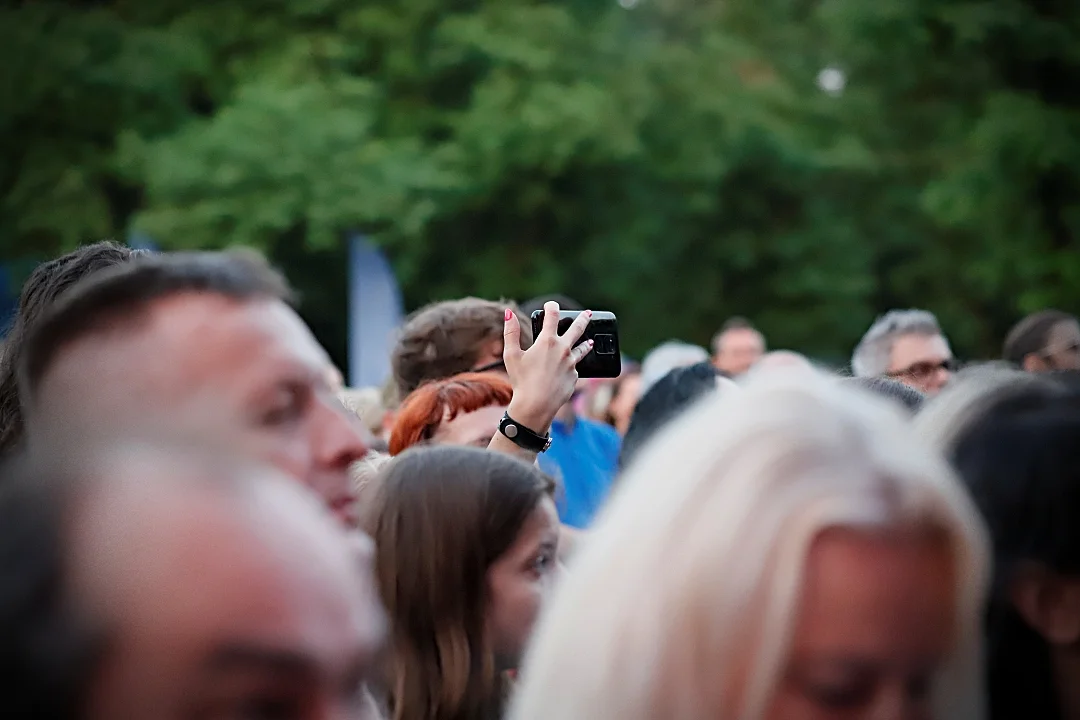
[{"x1": 370, "y1": 445, "x2": 558, "y2": 720}]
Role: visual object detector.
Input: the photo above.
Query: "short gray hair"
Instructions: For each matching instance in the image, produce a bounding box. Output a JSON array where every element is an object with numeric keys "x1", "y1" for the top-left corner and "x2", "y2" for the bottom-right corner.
[
  {"x1": 640, "y1": 341, "x2": 710, "y2": 393},
  {"x1": 851, "y1": 309, "x2": 945, "y2": 377}
]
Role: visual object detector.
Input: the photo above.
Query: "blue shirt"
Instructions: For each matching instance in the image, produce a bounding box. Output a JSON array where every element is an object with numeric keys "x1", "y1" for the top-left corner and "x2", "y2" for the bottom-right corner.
[{"x1": 538, "y1": 416, "x2": 621, "y2": 529}]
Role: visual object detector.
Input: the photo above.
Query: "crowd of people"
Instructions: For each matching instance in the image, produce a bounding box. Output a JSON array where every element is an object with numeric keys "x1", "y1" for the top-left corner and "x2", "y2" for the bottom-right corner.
[{"x1": 0, "y1": 239, "x2": 1078, "y2": 720}]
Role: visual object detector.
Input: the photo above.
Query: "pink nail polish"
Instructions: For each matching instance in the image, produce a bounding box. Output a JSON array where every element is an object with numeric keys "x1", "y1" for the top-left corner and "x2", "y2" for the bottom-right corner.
[{"x1": 504, "y1": 309, "x2": 512, "y2": 321}]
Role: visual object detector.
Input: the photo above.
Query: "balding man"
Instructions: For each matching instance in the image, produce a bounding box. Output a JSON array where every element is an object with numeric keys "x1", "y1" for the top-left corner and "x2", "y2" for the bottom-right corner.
[
  {"x1": 17, "y1": 250, "x2": 369, "y2": 526},
  {"x1": 0, "y1": 443, "x2": 386, "y2": 719}
]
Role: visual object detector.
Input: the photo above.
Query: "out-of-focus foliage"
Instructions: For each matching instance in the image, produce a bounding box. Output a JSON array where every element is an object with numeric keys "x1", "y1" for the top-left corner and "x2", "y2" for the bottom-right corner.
[{"x1": 2, "y1": 0, "x2": 1078, "y2": 363}]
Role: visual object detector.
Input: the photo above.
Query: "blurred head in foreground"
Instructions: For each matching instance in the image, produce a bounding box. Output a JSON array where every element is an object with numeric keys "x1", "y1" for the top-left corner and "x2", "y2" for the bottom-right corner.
[
  {"x1": 914, "y1": 364, "x2": 1047, "y2": 456},
  {"x1": 511, "y1": 371, "x2": 988, "y2": 720},
  {"x1": 388, "y1": 372, "x2": 513, "y2": 455},
  {"x1": 17, "y1": 250, "x2": 369, "y2": 527},
  {"x1": 0, "y1": 442, "x2": 385, "y2": 720},
  {"x1": 949, "y1": 380, "x2": 1080, "y2": 720},
  {"x1": 369, "y1": 445, "x2": 558, "y2": 720}
]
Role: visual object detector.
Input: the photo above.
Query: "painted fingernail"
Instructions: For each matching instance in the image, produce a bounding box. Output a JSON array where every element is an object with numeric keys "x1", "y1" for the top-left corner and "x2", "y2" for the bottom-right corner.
[
  {"x1": 587, "y1": 339, "x2": 595, "y2": 346},
  {"x1": 505, "y1": 309, "x2": 512, "y2": 321},
  {"x1": 585, "y1": 309, "x2": 593, "y2": 317}
]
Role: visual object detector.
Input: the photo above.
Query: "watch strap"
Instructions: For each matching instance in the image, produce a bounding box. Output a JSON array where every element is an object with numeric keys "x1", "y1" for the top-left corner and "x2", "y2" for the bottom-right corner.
[{"x1": 498, "y1": 413, "x2": 552, "y2": 453}]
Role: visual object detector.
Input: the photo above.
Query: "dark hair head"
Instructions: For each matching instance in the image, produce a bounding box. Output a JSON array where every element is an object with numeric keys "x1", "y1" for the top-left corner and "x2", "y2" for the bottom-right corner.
[
  {"x1": 950, "y1": 382, "x2": 1080, "y2": 720},
  {"x1": 842, "y1": 376, "x2": 926, "y2": 414},
  {"x1": 619, "y1": 361, "x2": 721, "y2": 470},
  {"x1": 18, "y1": 249, "x2": 293, "y2": 405},
  {"x1": 0, "y1": 451, "x2": 102, "y2": 719},
  {"x1": 0, "y1": 242, "x2": 137, "y2": 455},
  {"x1": 371, "y1": 445, "x2": 553, "y2": 720},
  {"x1": 391, "y1": 298, "x2": 531, "y2": 398},
  {"x1": 1003, "y1": 310, "x2": 1076, "y2": 366},
  {"x1": 519, "y1": 295, "x2": 584, "y2": 318}
]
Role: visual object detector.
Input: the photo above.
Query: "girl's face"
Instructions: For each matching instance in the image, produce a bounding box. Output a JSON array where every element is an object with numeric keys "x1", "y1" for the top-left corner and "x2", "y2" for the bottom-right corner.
[
  {"x1": 766, "y1": 529, "x2": 956, "y2": 720},
  {"x1": 485, "y1": 497, "x2": 561, "y2": 670}
]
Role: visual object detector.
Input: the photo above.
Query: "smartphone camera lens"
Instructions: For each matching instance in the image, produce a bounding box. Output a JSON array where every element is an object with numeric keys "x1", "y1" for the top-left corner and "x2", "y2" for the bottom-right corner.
[{"x1": 593, "y1": 333, "x2": 616, "y2": 355}]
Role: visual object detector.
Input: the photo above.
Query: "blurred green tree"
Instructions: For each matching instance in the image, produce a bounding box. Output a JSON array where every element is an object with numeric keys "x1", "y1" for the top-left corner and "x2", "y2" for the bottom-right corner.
[{"x1": 2, "y1": 0, "x2": 1077, "y2": 365}]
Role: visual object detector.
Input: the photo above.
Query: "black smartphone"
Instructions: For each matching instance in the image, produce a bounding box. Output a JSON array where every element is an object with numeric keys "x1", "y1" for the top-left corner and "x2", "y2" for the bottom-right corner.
[{"x1": 530, "y1": 310, "x2": 622, "y2": 379}]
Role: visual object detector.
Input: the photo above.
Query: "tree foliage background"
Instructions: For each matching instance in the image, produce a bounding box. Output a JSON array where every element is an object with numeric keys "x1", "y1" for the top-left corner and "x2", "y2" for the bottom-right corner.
[{"x1": 3, "y1": 0, "x2": 1078, "y2": 368}]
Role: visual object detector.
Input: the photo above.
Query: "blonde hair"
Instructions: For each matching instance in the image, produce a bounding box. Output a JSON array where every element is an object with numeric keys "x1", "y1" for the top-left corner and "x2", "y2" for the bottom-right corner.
[
  {"x1": 510, "y1": 371, "x2": 988, "y2": 720},
  {"x1": 340, "y1": 387, "x2": 386, "y2": 436},
  {"x1": 351, "y1": 451, "x2": 392, "y2": 532}
]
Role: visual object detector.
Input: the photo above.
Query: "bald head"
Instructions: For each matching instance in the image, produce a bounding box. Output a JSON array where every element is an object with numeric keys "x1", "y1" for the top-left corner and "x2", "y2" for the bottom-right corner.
[{"x1": 1, "y1": 443, "x2": 385, "y2": 720}]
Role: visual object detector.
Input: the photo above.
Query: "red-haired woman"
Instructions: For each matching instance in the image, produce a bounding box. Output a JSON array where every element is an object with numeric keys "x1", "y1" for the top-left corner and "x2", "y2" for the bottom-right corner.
[{"x1": 389, "y1": 373, "x2": 514, "y2": 455}]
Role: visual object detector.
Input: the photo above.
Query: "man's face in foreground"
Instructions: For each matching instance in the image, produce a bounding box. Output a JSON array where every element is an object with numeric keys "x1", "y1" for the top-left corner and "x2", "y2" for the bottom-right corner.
[
  {"x1": 32, "y1": 294, "x2": 370, "y2": 526},
  {"x1": 73, "y1": 453, "x2": 386, "y2": 720}
]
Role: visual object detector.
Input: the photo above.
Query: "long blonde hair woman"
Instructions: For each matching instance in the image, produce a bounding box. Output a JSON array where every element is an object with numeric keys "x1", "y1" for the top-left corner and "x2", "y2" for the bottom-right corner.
[{"x1": 510, "y1": 371, "x2": 989, "y2": 720}]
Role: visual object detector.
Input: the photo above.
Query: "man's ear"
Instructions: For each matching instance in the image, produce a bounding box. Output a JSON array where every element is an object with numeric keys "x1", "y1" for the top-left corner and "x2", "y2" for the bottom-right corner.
[
  {"x1": 1022, "y1": 353, "x2": 1048, "y2": 372},
  {"x1": 1010, "y1": 563, "x2": 1080, "y2": 644}
]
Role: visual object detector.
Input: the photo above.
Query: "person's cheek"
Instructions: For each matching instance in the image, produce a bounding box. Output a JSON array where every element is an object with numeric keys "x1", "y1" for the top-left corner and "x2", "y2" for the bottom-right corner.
[{"x1": 261, "y1": 433, "x2": 316, "y2": 484}]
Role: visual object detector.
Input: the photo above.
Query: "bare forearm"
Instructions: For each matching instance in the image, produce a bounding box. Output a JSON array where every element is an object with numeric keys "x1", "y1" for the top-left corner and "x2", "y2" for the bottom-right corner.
[
  {"x1": 486, "y1": 397, "x2": 554, "y2": 463},
  {"x1": 487, "y1": 432, "x2": 539, "y2": 464}
]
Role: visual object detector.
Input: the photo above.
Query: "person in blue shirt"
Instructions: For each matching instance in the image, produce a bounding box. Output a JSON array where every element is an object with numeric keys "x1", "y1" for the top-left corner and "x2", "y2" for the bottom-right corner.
[{"x1": 537, "y1": 403, "x2": 621, "y2": 528}]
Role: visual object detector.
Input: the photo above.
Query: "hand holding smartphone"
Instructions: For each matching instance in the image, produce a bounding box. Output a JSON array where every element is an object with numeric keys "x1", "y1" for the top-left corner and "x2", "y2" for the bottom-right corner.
[{"x1": 530, "y1": 310, "x2": 622, "y2": 379}]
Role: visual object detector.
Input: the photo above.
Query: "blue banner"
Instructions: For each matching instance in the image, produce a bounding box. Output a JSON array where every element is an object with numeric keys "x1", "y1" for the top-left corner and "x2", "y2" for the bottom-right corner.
[{"x1": 347, "y1": 234, "x2": 404, "y2": 388}]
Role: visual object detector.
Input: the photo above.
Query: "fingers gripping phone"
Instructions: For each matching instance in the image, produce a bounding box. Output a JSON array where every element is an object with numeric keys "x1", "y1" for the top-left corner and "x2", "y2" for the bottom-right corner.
[{"x1": 530, "y1": 310, "x2": 622, "y2": 379}]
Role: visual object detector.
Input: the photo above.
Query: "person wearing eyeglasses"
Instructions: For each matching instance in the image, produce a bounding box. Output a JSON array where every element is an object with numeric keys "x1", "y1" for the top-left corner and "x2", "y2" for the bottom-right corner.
[
  {"x1": 1003, "y1": 309, "x2": 1080, "y2": 373},
  {"x1": 851, "y1": 309, "x2": 956, "y2": 395}
]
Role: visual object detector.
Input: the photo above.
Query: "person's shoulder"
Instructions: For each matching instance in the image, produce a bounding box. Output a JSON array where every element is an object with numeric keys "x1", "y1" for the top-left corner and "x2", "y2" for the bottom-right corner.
[{"x1": 578, "y1": 417, "x2": 621, "y2": 446}]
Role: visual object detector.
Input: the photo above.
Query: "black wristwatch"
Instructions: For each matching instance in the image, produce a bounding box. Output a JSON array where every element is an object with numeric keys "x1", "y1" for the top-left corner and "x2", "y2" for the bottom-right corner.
[{"x1": 498, "y1": 413, "x2": 552, "y2": 453}]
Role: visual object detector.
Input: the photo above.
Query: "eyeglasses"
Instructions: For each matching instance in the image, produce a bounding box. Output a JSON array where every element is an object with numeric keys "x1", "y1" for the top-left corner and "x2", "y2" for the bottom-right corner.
[{"x1": 886, "y1": 358, "x2": 957, "y2": 381}]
